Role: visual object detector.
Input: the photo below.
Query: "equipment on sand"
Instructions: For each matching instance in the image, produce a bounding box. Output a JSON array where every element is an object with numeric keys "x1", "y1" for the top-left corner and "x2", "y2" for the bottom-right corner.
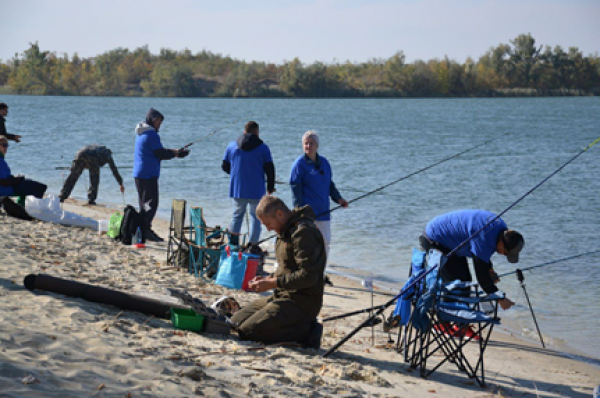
[
  {"x1": 516, "y1": 269, "x2": 545, "y2": 348},
  {"x1": 322, "y1": 136, "x2": 600, "y2": 359},
  {"x1": 24, "y1": 273, "x2": 187, "y2": 318}
]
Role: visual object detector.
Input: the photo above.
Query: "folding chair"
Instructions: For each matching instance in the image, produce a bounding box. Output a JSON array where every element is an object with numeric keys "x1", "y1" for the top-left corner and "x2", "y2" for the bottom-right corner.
[
  {"x1": 188, "y1": 206, "x2": 247, "y2": 279},
  {"x1": 166, "y1": 199, "x2": 188, "y2": 268},
  {"x1": 400, "y1": 250, "x2": 503, "y2": 387}
]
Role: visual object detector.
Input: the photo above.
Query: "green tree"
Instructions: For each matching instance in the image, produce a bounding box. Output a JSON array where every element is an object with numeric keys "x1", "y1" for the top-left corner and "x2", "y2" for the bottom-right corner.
[{"x1": 508, "y1": 33, "x2": 543, "y2": 87}]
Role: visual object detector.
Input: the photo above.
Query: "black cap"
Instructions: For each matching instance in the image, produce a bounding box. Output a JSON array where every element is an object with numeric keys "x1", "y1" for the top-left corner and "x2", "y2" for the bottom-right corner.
[{"x1": 503, "y1": 230, "x2": 524, "y2": 263}]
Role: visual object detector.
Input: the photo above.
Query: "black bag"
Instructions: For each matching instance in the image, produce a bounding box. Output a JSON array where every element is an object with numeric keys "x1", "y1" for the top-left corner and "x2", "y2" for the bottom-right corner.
[
  {"x1": 119, "y1": 205, "x2": 143, "y2": 245},
  {"x1": 1, "y1": 197, "x2": 33, "y2": 221}
]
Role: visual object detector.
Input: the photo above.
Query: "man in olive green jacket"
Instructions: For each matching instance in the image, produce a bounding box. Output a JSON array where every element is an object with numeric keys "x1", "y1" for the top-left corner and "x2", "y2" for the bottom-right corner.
[{"x1": 231, "y1": 195, "x2": 326, "y2": 348}]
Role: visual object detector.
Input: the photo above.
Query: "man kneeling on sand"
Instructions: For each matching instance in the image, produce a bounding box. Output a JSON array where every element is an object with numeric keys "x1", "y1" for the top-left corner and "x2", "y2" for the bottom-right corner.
[{"x1": 231, "y1": 195, "x2": 325, "y2": 349}]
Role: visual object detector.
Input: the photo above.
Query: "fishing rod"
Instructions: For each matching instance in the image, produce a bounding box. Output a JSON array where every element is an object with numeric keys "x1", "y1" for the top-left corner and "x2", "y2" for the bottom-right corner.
[
  {"x1": 516, "y1": 269, "x2": 545, "y2": 348},
  {"x1": 498, "y1": 249, "x2": 600, "y2": 278},
  {"x1": 255, "y1": 136, "x2": 502, "y2": 245},
  {"x1": 275, "y1": 180, "x2": 405, "y2": 198},
  {"x1": 55, "y1": 166, "x2": 134, "y2": 170},
  {"x1": 322, "y1": 136, "x2": 600, "y2": 358},
  {"x1": 328, "y1": 249, "x2": 600, "y2": 323},
  {"x1": 179, "y1": 116, "x2": 246, "y2": 150}
]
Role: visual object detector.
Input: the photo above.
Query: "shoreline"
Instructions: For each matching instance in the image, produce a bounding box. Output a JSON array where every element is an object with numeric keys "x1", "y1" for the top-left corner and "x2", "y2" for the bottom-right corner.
[
  {"x1": 53, "y1": 196, "x2": 600, "y2": 368},
  {"x1": 1, "y1": 200, "x2": 599, "y2": 396}
]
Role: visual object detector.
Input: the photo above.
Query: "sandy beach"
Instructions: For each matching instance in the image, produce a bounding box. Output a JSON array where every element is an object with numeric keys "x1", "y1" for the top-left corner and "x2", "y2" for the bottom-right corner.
[{"x1": 0, "y1": 199, "x2": 598, "y2": 397}]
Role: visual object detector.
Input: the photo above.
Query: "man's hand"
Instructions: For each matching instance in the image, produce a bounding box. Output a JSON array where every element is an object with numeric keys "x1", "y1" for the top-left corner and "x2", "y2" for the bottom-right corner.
[
  {"x1": 248, "y1": 276, "x2": 277, "y2": 293},
  {"x1": 177, "y1": 149, "x2": 190, "y2": 158},
  {"x1": 119, "y1": 184, "x2": 125, "y2": 193},
  {"x1": 13, "y1": 135, "x2": 21, "y2": 143},
  {"x1": 490, "y1": 268, "x2": 500, "y2": 284},
  {"x1": 498, "y1": 298, "x2": 515, "y2": 310},
  {"x1": 338, "y1": 198, "x2": 349, "y2": 208}
]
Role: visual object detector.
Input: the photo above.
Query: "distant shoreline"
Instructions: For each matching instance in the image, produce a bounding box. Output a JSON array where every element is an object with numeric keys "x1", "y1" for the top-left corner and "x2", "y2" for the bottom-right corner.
[{"x1": 2, "y1": 87, "x2": 598, "y2": 98}]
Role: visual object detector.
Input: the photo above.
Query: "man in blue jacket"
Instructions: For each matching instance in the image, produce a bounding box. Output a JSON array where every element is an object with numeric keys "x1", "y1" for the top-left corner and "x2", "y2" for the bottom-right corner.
[
  {"x1": 222, "y1": 121, "x2": 275, "y2": 244},
  {"x1": 420, "y1": 209, "x2": 524, "y2": 310},
  {"x1": 0, "y1": 136, "x2": 46, "y2": 200},
  {"x1": 133, "y1": 108, "x2": 189, "y2": 242}
]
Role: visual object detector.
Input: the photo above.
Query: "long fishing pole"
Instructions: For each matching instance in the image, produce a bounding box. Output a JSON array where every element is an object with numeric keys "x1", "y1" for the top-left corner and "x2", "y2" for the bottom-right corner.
[
  {"x1": 328, "y1": 249, "x2": 600, "y2": 323},
  {"x1": 255, "y1": 136, "x2": 501, "y2": 246},
  {"x1": 323, "y1": 136, "x2": 600, "y2": 358},
  {"x1": 180, "y1": 116, "x2": 246, "y2": 150},
  {"x1": 498, "y1": 249, "x2": 600, "y2": 278},
  {"x1": 516, "y1": 269, "x2": 545, "y2": 348},
  {"x1": 275, "y1": 180, "x2": 405, "y2": 198}
]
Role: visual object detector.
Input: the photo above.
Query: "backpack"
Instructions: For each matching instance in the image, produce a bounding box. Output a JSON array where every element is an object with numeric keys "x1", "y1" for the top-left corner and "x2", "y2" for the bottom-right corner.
[
  {"x1": 107, "y1": 211, "x2": 123, "y2": 240},
  {"x1": 119, "y1": 205, "x2": 143, "y2": 245}
]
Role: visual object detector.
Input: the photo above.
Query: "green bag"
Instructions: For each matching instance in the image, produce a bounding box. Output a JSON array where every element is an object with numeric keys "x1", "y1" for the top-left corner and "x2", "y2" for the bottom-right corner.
[{"x1": 107, "y1": 211, "x2": 123, "y2": 239}]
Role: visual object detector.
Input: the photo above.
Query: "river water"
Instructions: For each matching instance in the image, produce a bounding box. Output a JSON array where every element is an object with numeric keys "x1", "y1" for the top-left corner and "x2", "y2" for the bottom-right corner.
[{"x1": 3, "y1": 95, "x2": 599, "y2": 361}]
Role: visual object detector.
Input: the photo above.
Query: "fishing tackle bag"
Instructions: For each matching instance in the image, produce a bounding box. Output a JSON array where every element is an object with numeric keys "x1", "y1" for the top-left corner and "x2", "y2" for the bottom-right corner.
[
  {"x1": 215, "y1": 245, "x2": 260, "y2": 291},
  {"x1": 119, "y1": 205, "x2": 143, "y2": 245}
]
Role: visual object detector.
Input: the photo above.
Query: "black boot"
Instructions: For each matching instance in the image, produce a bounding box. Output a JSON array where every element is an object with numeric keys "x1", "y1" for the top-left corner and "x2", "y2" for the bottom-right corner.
[{"x1": 301, "y1": 320, "x2": 323, "y2": 350}]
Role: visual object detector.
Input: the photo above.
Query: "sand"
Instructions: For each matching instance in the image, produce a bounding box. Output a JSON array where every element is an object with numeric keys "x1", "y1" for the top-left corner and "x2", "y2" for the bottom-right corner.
[{"x1": 0, "y1": 199, "x2": 598, "y2": 397}]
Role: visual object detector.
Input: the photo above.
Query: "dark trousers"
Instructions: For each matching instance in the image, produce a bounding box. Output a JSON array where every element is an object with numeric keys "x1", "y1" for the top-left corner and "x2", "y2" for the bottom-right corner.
[
  {"x1": 59, "y1": 160, "x2": 100, "y2": 201},
  {"x1": 14, "y1": 179, "x2": 47, "y2": 199},
  {"x1": 420, "y1": 234, "x2": 472, "y2": 296},
  {"x1": 231, "y1": 296, "x2": 313, "y2": 345},
  {"x1": 135, "y1": 177, "x2": 159, "y2": 233}
]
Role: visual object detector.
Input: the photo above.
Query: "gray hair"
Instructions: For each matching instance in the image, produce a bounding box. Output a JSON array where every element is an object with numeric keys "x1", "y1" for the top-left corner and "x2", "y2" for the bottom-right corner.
[
  {"x1": 0, "y1": 136, "x2": 7, "y2": 144},
  {"x1": 302, "y1": 130, "x2": 319, "y2": 147}
]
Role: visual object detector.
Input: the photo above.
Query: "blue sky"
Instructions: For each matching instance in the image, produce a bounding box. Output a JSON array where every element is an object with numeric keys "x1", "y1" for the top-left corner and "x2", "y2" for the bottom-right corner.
[{"x1": 2, "y1": 0, "x2": 599, "y2": 64}]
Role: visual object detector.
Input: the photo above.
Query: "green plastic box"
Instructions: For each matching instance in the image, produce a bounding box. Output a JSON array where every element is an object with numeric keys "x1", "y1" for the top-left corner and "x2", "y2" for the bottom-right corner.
[{"x1": 170, "y1": 308, "x2": 205, "y2": 332}]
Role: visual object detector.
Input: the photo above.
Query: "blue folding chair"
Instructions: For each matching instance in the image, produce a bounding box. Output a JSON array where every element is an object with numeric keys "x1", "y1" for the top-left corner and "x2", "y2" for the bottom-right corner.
[
  {"x1": 188, "y1": 206, "x2": 247, "y2": 279},
  {"x1": 400, "y1": 249, "x2": 503, "y2": 387}
]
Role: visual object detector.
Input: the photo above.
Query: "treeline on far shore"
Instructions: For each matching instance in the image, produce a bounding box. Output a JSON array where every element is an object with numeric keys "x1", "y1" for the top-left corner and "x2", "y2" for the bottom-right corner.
[{"x1": 1, "y1": 33, "x2": 599, "y2": 98}]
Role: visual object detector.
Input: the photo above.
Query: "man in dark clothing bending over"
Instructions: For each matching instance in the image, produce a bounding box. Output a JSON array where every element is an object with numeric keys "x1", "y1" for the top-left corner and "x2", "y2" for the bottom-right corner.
[
  {"x1": 133, "y1": 108, "x2": 189, "y2": 242},
  {"x1": 59, "y1": 145, "x2": 125, "y2": 205},
  {"x1": 0, "y1": 103, "x2": 22, "y2": 143},
  {"x1": 231, "y1": 195, "x2": 325, "y2": 349}
]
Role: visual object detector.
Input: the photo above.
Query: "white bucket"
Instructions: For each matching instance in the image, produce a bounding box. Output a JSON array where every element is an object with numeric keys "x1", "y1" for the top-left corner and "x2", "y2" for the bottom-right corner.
[{"x1": 98, "y1": 220, "x2": 109, "y2": 234}]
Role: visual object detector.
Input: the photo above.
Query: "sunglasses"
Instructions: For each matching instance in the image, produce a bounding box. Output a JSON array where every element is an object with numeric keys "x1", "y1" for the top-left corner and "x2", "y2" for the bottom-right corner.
[{"x1": 0, "y1": 144, "x2": 8, "y2": 148}]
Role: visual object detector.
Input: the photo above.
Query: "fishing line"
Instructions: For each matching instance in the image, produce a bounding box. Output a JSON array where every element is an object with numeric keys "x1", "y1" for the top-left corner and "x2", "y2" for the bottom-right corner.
[
  {"x1": 180, "y1": 116, "x2": 247, "y2": 150},
  {"x1": 54, "y1": 118, "x2": 247, "y2": 170},
  {"x1": 498, "y1": 249, "x2": 600, "y2": 278},
  {"x1": 255, "y1": 136, "x2": 502, "y2": 245},
  {"x1": 329, "y1": 248, "x2": 600, "y2": 323},
  {"x1": 275, "y1": 180, "x2": 405, "y2": 198},
  {"x1": 323, "y1": 136, "x2": 600, "y2": 358}
]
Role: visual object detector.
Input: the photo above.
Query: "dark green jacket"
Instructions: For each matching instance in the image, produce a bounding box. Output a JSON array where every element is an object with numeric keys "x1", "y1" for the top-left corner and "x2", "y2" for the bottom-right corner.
[{"x1": 274, "y1": 205, "x2": 326, "y2": 318}]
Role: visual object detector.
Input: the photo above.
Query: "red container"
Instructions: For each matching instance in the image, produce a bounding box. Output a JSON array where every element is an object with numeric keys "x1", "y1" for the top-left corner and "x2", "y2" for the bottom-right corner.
[{"x1": 242, "y1": 254, "x2": 260, "y2": 291}]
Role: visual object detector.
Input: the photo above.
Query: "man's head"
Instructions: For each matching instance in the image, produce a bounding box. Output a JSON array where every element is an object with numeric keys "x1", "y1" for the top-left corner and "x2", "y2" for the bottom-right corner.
[
  {"x1": 0, "y1": 103, "x2": 8, "y2": 117},
  {"x1": 497, "y1": 229, "x2": 524, "y2": 263},
  {"x1": 145, "y1": 108, "x2": 164, "y2": 131},
  {"x1": 256, "y1": 195, "x2": 292, "y2": 235},
  {"x1": 244, "y1": 121, "x2": 259, "y2": 136}
]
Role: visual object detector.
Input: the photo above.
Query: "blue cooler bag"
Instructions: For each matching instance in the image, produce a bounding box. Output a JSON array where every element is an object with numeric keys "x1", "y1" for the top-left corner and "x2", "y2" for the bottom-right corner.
[{"x1": 215, "y1": 246, "x2": 246, "y2": 289}]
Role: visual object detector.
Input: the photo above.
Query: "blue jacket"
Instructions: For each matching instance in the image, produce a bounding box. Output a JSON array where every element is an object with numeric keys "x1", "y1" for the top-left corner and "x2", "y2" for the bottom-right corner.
[
  {"x1": 133, "y1": 122, "x2": 176, "y2": 179},
  {"x1": 289, "y1": 154, "x2": 342, "y2": 221},
  {"x1": 222, "y1": 133, "x2": 274, "y2": 199},
  {"x1": 0, "y1": 155, "x2": 15, "y2": 196},
  {"x1": 425, "y1": 209, "x2": 507, "y2": 263}
]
